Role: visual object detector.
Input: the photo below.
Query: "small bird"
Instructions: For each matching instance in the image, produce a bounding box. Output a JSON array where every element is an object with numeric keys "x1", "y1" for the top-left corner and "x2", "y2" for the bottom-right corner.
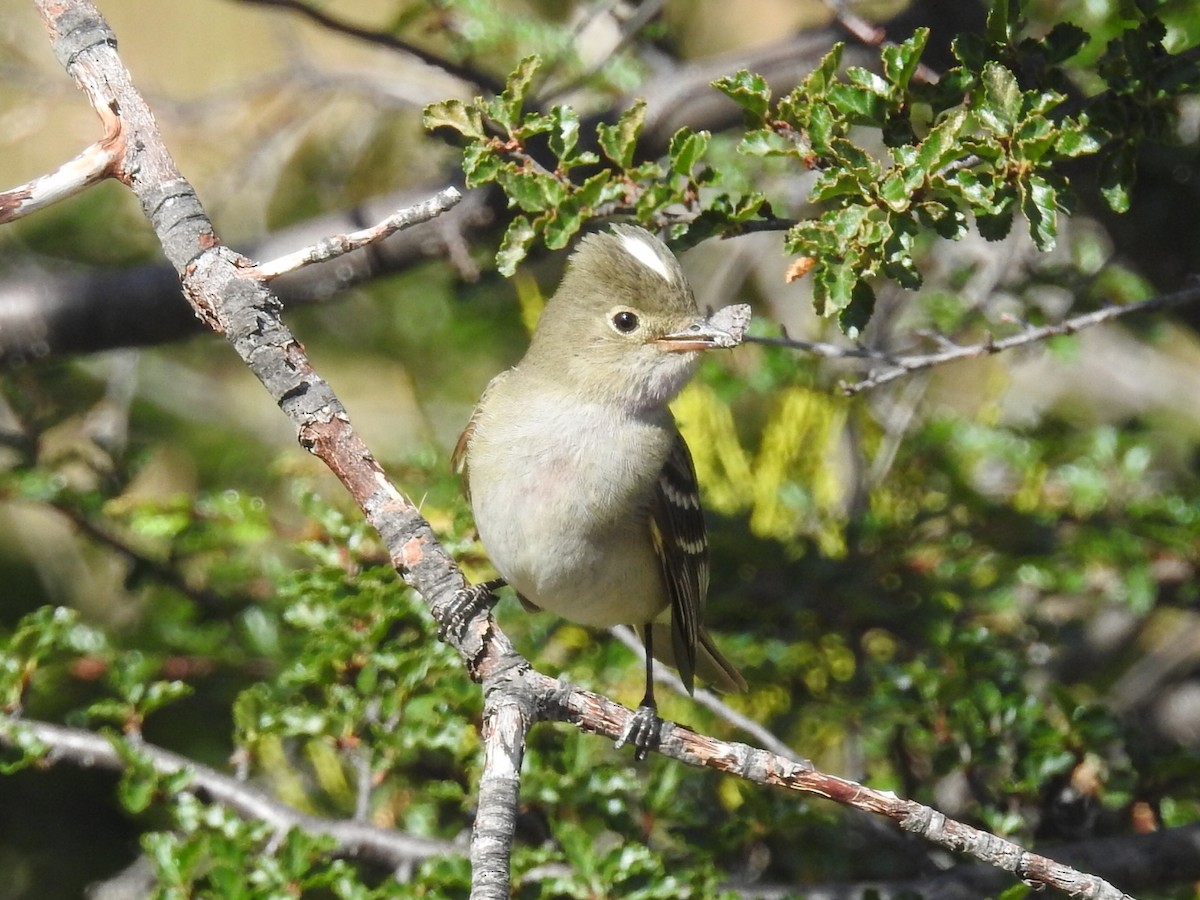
[{"x1": 453, "y1": 224, "x2": 749, "y2": 757}]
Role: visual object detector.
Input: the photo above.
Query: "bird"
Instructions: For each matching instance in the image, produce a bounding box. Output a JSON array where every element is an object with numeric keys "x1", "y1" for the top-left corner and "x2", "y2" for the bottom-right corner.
[{"x1": 453, "y1": 224, "x2": 748, "y2": 758}]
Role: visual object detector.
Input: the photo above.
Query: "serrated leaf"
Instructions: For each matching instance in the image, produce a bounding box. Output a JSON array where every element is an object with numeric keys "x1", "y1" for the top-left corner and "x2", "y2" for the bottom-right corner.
[
  {"x1": 845, "y1": 67, "x2": 892, "y2": 98},
  {"x1": 712, "y1": 70, "x2": 771, "y2": 119},
  {"x1": 739, "y1": 127, "x2": 794, "y2": 156},
  {"x1": 942, "y1": 168, "x2": 993, "y2": 209},
  {"x1": 597, "y1": 99, "x2": 646, "y2": 168},
  {"x1": 544, "y1": 204, "x2": 583, "y2": 250},
  {"x1": 1022, "y1": 173, "x2": 1059, "y2": 250},
  {"x1": 491, "y1": 55, "x2": 541, "y2": 131},
  {"x1": 1042, "y1": 22, "x2": 1088, "y2": 63},
  {"x1": 985, "y1": 0, "x2": 1021, "y2": 45},
  {"x1": 1055, "y1": 122, "x2": 1102, "y2": 158},
  {"x1": 548, "y1": 105, "x2": 581, "y2": 161},
  {"x1": 829, "y1": 84, "x2": 886, "y2": 123},
  {"x1": 923, "y1": 200, "x2": 968, "y2": 239},
  {"x1": 979, "y1": 62, "x2": 1021, "y2": 134},
  {"x1": 807, "y1": 102, "x2": 836, "y2": 154},
  {"x1": 462, "y1": 143, "x2": 506, "y2": 188},
  {"x1": 501, "y1": 171, "x2": 557, "y2": 213},
  {"x1": 838, "y1": 280, "x2": 876, "y2": 336},
  {"x1": 882, "y1": 28, "x2": 929, "y2": 93},
  {"x1": 829, "y1": 204, "x2": 870, "y2": 242},
  {"x1": 422, "y1": 99, "x2": 485, "y2": 141},
  {"x1": 916, "y1": 107, "x2": 968, "y2": 174},
  {"x1": 976, "y1": 189, "x2": 1016, "y2": 240},
  {"x1": 805, "y1": 44, "x2": 844, "y2": 99},
  {"x1": 496, "y1": 216, "x2": 536, "y2": 276},
  {"x1": 668, "y1": 128, "x2": 710, "y2": 177},
  {"x1": 575, "y1": 170, "x2": 617, "y2": 209},
  {"x1": 816, "y1": 262, "x2": 857, "y2": 317},
  {"x1": 878, "y1": 173, "x2": 911, "y2": 211}
]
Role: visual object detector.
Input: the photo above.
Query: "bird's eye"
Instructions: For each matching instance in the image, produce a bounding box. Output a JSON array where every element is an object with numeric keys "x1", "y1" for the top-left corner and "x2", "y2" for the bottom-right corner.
[{"x1": 611, "y1": 310, "x2": 640, "y2": 334}]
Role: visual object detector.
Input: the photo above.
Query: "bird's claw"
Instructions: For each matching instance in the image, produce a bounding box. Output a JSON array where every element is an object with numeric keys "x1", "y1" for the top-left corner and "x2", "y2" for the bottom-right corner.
[
  {"x1": 615, "y1": 704, "x2": 662, "y2": 761},
  {"x1": 438, "y1": 579, "x2": 503, "y2": 644}
]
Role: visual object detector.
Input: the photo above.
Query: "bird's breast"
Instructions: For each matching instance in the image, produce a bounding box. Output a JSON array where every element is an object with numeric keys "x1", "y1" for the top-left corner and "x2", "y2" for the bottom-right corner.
[{"x1": 465, "y1": 392, "x2": 672, "y2": 626}]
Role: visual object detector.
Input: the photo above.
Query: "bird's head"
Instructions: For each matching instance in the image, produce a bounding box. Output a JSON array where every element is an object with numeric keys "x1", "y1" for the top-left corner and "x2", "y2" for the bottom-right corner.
[{"x1": 524, "y1": 225, "x2": 748, "y2": 412}]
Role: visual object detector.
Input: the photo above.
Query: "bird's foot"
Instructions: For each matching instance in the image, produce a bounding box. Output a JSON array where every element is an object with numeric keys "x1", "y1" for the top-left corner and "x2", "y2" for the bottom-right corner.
[
  {"x1": 438, "y1": 579, "x2": 504, "y2": 643},
  {"x1": 615, "y1": 703, "x2": 662, "y2": 761}
]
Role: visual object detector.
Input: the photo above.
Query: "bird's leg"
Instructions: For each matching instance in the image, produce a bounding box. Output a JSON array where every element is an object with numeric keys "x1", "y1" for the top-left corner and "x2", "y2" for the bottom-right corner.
[
  {"x1": 438, "y1": 578, "x2": 505, "y2": 643},
  {"x1": 615, "y1": 626, "x2": 663, "y2": 761}
]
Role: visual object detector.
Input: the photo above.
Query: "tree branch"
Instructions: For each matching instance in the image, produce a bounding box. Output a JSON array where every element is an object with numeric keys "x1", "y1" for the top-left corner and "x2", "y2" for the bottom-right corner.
[
  {"x1": 745, "y1": 281, "x2": 1200, "y2": 394},
  {"x1": 231, "y1": 0, "x2": 505, "y2": 96},
  {"x1": 0, "y1": 717, "x2": 456, "y2": 870}
]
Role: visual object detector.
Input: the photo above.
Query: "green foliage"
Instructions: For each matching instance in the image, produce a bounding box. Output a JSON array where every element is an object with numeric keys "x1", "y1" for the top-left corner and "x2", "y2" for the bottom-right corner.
[
  {"x1": 425, "y1": 56, "x2": 765, "y2": 274},
  {"x1": 426, "y1": 5, "x2": 1198, "y2": 336}
]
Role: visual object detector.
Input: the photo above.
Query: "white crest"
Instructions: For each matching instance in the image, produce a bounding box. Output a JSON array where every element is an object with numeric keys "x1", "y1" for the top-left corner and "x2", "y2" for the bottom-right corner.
[{"x1": 617, "y1": 232, "x2": 675, "y2": 283}]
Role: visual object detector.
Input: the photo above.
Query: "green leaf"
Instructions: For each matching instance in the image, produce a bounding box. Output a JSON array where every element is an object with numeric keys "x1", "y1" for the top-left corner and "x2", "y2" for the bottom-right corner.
[
  {"x1": 805, "y1": 44, "x2": 844, "y2": 99},
  {"x1": 1022, "y1": 173, "x2": 1059, "y2": 250},
  {"x1": 422, "y1": 99, "x2": 485, "y2": 141},
  {"x1": 976, "y1": 188, "x2": 1017, "y2": 240},
  {"x1": 979, "y1": 63, "x2": 1021, "y2": 134},
  {"x1": 501, "y1": 171, "x2": 560, "y2": 213},
  {"x1": 1099, "y1": 147, "x2": 1136, "y2": 213},
  {"x1": 807, "y1": 102, "x2": 836, "y2": 155},
  {"x1": 985, "y1": 0, "x2": 1022, "y2": 45},
  {"x1": 878, "y1": 172, "x2": 911, "y2": 211},
  {"x1": 490, "y1": 55, "x2": 541, "y2": 131},
  {"x1": 845, "y1": 67, "x2": 891, "y2": 98},
  {"x1": 548, "y1": 105, "x2": 580, "y2": 161},
  {"x1": 1055, "y1": 122, "x2": 1102, "y2": 158},
  {"x1": 829, "y1": 84, "x2": 886, "y2": 123},
  {"x1": 462, "y1": 143, "x2": 505, "y2": 188},
  {"x1": 545, "y1": 203, "x2": 583, "y2": 250},
  {"x1": 712, "y1": 69, "x2": 771, "y2": 119},
  {"x1": 916, "y1": 107, "x2": 969, "y2": 175},
  {"x1": 668, "y1": 128, "x2": 710, "y2": 177},
  {"x1": 1041, "y1": 22, "x2": 1088, "y2": 63},
  {"x1": 881, "y1": 28, "x2": 929, "y2": 94},
  {"x1": 838, "y1": 280, "x2": 876, "y2": 337},
  {"x1": 496, "y1": 216, "x2": 536, "y2": 276},
  {"x1": 739, "y1": 127, "x2": 795, "y2": 157},
  {"x1": 597, "y1": 99, "x2": 646, "y2": 169}
]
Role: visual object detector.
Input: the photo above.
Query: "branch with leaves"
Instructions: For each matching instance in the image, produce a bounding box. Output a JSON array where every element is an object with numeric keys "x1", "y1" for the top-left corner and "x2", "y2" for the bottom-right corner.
[{"x1": 743, "y1": 279, "x2": 1200, "y2": 394}]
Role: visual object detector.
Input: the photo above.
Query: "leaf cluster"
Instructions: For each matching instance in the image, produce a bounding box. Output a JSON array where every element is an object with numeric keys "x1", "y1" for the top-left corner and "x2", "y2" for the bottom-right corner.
[{"x1": 426, "y1": 2, "x2": 1198, "y2": 337}]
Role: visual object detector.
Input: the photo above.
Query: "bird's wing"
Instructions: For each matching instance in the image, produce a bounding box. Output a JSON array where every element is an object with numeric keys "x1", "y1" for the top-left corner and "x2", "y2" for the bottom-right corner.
[
  {"x1": 649, "y1": 427, "x2": 708, "y2": 694},
  {"x1": 451, "y1": 369, "x2": 512, "y2": 503}
]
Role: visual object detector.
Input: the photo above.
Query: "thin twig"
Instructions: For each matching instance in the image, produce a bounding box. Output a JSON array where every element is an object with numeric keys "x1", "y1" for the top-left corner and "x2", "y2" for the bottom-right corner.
[
  {"x1": 233, "y1": 0, "x2": 505, "y2": 96},
  {"x1": 0, "y1": 137, "x2": 117, "y2": 223},
  {"x1": 839, "y1": 284, "x2": 1200, "y2": 394},
  {"x1": 254, "y1": 188, "x2": 462, "y2": 280}
]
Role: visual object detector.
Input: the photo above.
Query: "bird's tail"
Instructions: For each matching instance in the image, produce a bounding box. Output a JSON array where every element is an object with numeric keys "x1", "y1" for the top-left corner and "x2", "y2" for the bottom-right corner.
[{"x1": 640, "y1": 623, "x2": 746, "y2": 695}]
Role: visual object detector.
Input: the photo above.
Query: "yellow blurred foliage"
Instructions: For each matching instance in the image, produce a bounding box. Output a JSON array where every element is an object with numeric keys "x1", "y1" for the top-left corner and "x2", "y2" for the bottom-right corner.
[{"x1": 674, "y1": 383, "x2": 848, "y2": 556}]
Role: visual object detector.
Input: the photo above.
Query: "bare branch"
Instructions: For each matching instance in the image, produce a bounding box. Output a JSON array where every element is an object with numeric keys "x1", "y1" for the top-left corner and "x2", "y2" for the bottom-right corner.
[
  {"x1": 471, "y1": 682, "x2": 535, "y2": 900},
  {"x1": 254, "y1": 188, "x2": 463, "y2": 280},
  {"x1": 545, "y1": 671, "x2": 1134, "y2": 900},
  {"x1": 0, "y1": 136, "x2": 118, "y2": 223},
  {"x1": 0, "y1": 717, "x2": 457, "y2": 871},
  {"x1": 747, "y1": 282, "x2": 1200, "y2": 394}
]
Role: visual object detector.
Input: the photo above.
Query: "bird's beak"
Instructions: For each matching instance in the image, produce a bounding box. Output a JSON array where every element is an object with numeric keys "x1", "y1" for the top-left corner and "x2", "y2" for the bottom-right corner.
[{"x1": 653, "y1": 303, "x2": 752, "y2": 352}]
